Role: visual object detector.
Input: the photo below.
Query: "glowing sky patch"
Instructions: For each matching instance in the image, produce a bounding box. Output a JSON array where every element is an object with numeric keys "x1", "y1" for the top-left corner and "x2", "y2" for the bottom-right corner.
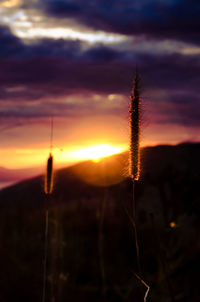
[
  {"x1": 0, "y1": 144, "x2": 126, "y2": 169},
  {"x1": 14, "y1": 27, "x2": 125, "y2": 43},
  {"x1": 66, "y1": 144, "x2": 126, "y2": 162},
  {"x1": 0, "y1": 8, "x2": 125, "y2": 44},
  {"x1": 1, "y1": 0, "x2": 21, "y2": 8},
  {"x1": 0, "y1": 0, "x2": 199, "y2": 174}
]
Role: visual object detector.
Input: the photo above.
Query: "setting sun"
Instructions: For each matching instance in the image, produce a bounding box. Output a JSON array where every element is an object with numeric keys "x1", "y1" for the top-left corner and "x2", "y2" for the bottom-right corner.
[{"x1": 67, "y1": 144, "x2": 125, "y2": 162}]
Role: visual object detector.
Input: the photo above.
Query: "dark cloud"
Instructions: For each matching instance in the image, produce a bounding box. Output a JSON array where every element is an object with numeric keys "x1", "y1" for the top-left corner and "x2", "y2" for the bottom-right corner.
[
  {"x1": 0, "y1": 25, "x2": 82, "y2": 58},
  {"x1": 0, "y1": 26, "x2": 25, "y2": 57},
  {"x1": 0, "y1": 25, "x2": 130, "y2": 98},
  {"x1": 0, "y1": 25, "x2": 200, "y2": 129},
  {"x1": 43, "y1": 0, "x2": 81, "y2": 15},
  {"x1": 147, "y1": 91, "x2": 200, "y2": 127},
  {"x1": 1, "y1": 26, "x2": 200, "y2": 94},
  {"x1": 84, "y1": 45, "x2": 122, "y2": 62},
  {"x1": 40, "y1": 0, "x2": 200, "y2": 45}
]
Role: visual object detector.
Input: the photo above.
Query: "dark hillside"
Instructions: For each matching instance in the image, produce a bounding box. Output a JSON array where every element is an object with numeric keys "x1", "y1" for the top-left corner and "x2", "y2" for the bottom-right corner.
[{"x1": 0, "y1": 143, "x2": 199, "y2": 302}]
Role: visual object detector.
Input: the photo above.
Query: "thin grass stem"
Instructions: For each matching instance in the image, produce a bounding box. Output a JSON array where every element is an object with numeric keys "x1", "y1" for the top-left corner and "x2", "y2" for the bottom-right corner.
[{"x1": 42, "y1": 206, "x2": 49, "y2": 302}]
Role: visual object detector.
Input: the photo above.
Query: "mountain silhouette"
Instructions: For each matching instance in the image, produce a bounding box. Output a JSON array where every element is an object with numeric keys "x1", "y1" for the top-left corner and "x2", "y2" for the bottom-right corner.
[{"x1": 0, "y1": 143, "x2": 199, "y2": 302}]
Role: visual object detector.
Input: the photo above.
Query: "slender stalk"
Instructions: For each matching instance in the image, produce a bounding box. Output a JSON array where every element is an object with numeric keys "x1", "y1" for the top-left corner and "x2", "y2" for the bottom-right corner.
[
  {"x1": 43, "y1": 158, "x2": 53, "y2": 301},
  {"x1": 43, "y1": 121, "x2": 54, "y2": 301},
  {"x1": 129, "y1": 71, "x2": 141, "y2": 276},
  {"x1": 50, "y1": 206, "x2": 59, "y2": 302},
  {"x1": 50, "y1": 116, "x2": 54, "y2": 154},
  {"x1": 128, "y1": 71, "x2": 150, "y2": 301},
  {"x1": 42, "y1": 205, "x2": 49, "y2": 302},
  {"x1": 132, "y1": 180, "x2": 141, "y2": 276},
  {"x1": 99, "y1": 192, "x2": 107, "y2": 300}
]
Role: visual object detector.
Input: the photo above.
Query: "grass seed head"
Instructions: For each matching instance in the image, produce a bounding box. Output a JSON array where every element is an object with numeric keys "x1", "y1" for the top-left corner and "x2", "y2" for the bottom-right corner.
[
  {"x1": 45, "y1": 153, "x2": 54, "y2": 194},
  {"x1": 129, "y1": 70, "x2": 141, "y2": 180}
]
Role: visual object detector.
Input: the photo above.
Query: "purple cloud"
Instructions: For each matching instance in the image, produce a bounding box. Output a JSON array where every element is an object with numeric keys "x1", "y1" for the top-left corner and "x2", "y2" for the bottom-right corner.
[
  {"x1": 40, "y1": 0, "x2": 200, "y2": 45},
  {"x1": 0, "y1": 25, "x2": 200, "y2": 129}
]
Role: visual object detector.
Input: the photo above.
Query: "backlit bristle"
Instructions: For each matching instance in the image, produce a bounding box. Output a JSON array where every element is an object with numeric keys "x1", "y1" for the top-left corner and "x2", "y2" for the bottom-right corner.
[
  {"x1": 129, "y1": 71, "x2": 140, "y2": 180},
  {"x1": 45, "y1": 153, "x2": 54, "y2": 194}
]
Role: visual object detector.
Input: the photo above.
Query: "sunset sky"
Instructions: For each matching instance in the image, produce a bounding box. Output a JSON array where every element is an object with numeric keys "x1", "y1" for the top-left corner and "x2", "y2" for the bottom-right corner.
[{"x1": 0, "y1": 0, "x2": 200, "y2": 170}]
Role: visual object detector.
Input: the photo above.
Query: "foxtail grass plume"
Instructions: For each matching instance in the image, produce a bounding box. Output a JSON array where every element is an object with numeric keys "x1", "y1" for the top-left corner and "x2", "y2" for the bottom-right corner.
[
  {"x1": 129, "y1": 70, "x2": 140, "y2": 180},
  {"x1": 45, "y1": 153, "x2": 54, "y2": 194}
]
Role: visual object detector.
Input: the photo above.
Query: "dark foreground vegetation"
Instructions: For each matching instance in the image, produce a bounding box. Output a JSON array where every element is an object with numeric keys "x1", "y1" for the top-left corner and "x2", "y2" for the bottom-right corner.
[{"x1": 0, "y1": 143, "x2": 199, "y2": 302}]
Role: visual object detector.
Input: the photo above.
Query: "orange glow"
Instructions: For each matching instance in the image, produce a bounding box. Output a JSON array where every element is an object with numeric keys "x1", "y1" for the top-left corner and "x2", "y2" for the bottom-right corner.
[
  {"x1": 67, "y1": 144, "x2": 125, "y2": 162},
  {"x1": 0, "y1": 144, "x2": 126, "y2": 169},
  {"x1": 170, "y1": 221, "x2": 176, "y2": 228},
  {"x1": 72, "y1": 150, "x2": 127, "y2": 187},
  {"x1": 1, "y1": 0, "x2": 21, "y2": 8}
]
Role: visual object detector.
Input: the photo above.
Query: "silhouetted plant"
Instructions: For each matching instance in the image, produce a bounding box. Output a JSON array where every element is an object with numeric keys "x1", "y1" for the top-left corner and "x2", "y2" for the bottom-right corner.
[
  {"x1": 129, "y1": 69, "x2": 140, "y2": 181},
  {"x1": 45, "y1": 153, "x2": 54, "y2": 195},
  {"x1": 128, "y1": 71, "x2": 150, "y2": 302},
  {"x1": 43, "y1": 149, "x2": 54, "y2": 302}
]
